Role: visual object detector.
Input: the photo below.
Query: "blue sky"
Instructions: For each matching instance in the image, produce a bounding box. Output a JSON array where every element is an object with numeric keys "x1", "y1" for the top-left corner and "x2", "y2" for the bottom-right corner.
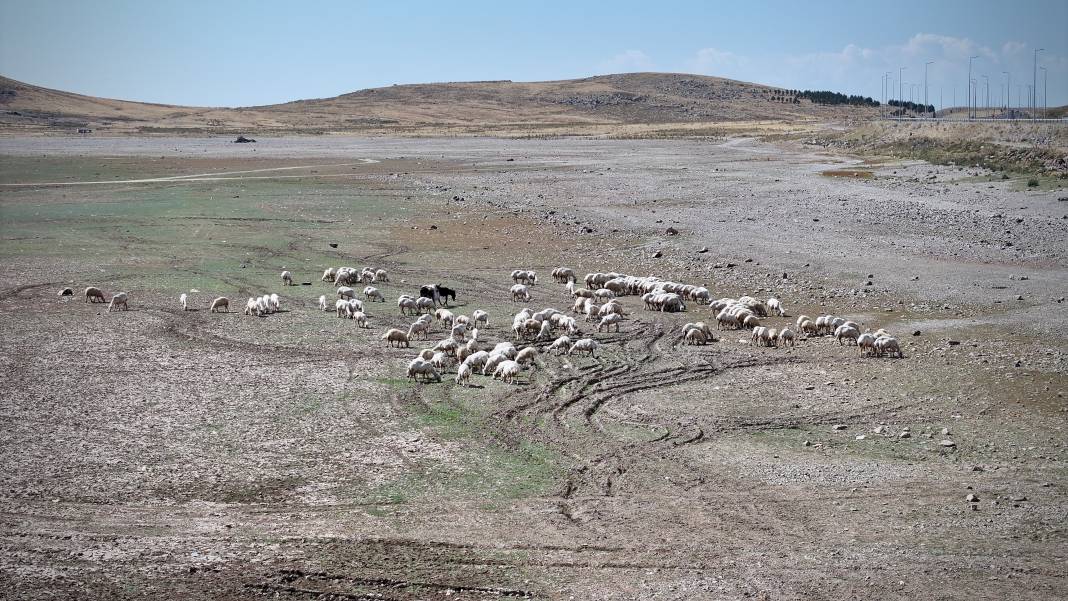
[{"x1": 1, "y1": 0, "x2": 1065, "y2": 109}]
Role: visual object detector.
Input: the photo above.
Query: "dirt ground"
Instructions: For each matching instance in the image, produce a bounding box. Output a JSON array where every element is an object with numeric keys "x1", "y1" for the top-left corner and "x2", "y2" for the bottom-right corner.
[{"x1": 0, "y1": 134, "x2": 1065, "y2": 600}]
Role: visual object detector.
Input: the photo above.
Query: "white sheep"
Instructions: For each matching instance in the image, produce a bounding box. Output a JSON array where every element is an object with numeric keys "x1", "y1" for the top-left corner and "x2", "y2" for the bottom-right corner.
[
  {"x1": 415, "y1": 296, "x2": 436, "y2": 314},
  {"x1": 179, "y1": 293, "x2": 188, "y2": 311},
  {"x1": 835, "y1": 324, "x2": 861, "y2": 346},
  {"x1": 321, "y1": 267, "x2": 338, "y2": 283},
  {"x1": 549, "y1": 335, "x2": 572, "y2": 354},
  {"x1": 337, "y1": 286, "x2": 357, "y2": 300},
  {"x1": 684, "y1": 328, "x2": 707, "y2": 345},
  {"x1": 408, "y1": 320, "x2": 431, "y2": 340},
  {"x1": 778, "y1": 328, "x2": 796, "y2": 347},
  {"x1": 363, "y1": 286, "x2": 385, "y2": 302},
  {"x1": 406, "y1": 358, "x2": 441, "y2": 383},
  {"x1": 373, "y1": 269, "x2": 389, "y2": 283},
  {"x1": 511, "y1": 284, "x2": 531, "y2": 302},
  {"x1": 335, "y1": 299, "x2": 351, "y2": 318},
  {"x1": 471, "y1": 309, "x2": 489, "y2": 327},
  {"x1": 455, "y1": 361, "x2": 473, "y2": 386},
  {"x1": 435, "y1": 308, "x2": 455, "y2": 328},
  {"x1": 874, "y1": 336, "x2": 903, "y2": 358},
  {"x1": 766, "y1": 298, "x2": 786, "y2": 317},
  {"x1": 491, "y1": 342, "x2": 518, "y2": 359},
  {"x1": 597, "y1": 313, "x2": 623, "y2": 332},
  {"x1": 515, "y1": 346, "x2": 539, "y2": 370},
  {"x1": 108, "y1": 292, "x2": 129, "y2": 312},
  {"x1": 209, "y1": 297, "x2": 230, "y2": 313},
  {"x1": 398, "y1": 295, "x2": 419, "y2": 315},
  {"x1": 318, "y1": 295, "x2": 329, "y2": 312},
  {"x1": 463, "y1": 350, "x2": 491, "y2": 372},
  {"x1": 352, "y1": 311, "x2": 368, "y2": 328},
  {"x1": 244, "y1": 297, "x2": 259, "y2": 316},
  {"x1": 493, "y1": 360, "x2": 522, "y2": 384},
  {"x1": 552, "y1": 267, "x2": 576, "y2": 283},
  {"x1": 568, "y1": 338, "x2": 599, "y2": 356},
  {"x1": 281, "y1": 270, "x2": 293, "y2": 286},
  {"x1": 430, "y1": 351, "x2": 452, "y2": 373},
  {"x1": 268, "y1": 293, "x2": 281, "y2": 312}
]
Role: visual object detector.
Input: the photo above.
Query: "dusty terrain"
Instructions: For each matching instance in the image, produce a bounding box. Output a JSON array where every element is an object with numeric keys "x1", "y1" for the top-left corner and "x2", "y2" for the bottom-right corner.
[
  {"x1": 0, "y1": 73, "x2": 878, "y2": 136},
  {"x1": 0, "y1": 134, "x2": 1066, "y2": 600}
]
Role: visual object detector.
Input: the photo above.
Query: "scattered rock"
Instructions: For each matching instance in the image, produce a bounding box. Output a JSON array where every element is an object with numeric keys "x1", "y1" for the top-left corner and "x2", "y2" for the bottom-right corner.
[
  {"x1": 873, "y1": 426, "x2": 887, "y2": 434},
  {"x1": 966, "y1": 493, "x2": 980, "y2": 502},
  {"x1": 697, "y1": 246, "x2": 708, "y2": 253},
  {"x1": 665, "y1": 227, "x2": 679, "y2": 235},
  {"x1": 233, "y1": 135, "x2": 256, "y2": 143},
  {"x1": 941, "y1": 427, "x2": 950, "y2": 435},
  {"x1": 429, "y1": 224, "x2": 438, "y2": 230},
  {"x1": 898, "y1": 431, "x2": 911, "y2": 439},
  {"x1": 948, "y1": 340, "x2": 961, "y2": 346},
  {"x1": 940, "y1": 439, "x2": 957, "y2": 448},
  {"x1": 832, "y1": 424, "x2": 847, "y2": 431},
  {"x1": 855, "y1": 434, "x2": 867, "y2": 440},
  {"x1": 652, "y1": 250, "x2": 663, "y2": 258},
  {"x1": 328, "y1": 243, "x2": 338, "y2": 248},
  {"x1": 59, "y1": 288, "x2": 73, "y2": 296}
]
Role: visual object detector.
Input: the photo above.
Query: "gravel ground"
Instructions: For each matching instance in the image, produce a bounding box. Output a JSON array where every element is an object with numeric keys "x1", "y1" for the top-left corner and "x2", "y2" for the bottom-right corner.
[{"x1": 0, "y1": 135, "x2": 1065, "y2": 600}]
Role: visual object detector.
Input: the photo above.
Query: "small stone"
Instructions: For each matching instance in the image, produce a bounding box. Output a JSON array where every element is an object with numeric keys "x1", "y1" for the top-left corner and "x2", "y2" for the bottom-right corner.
[
  {"x1": 59, "y1": 288, "x2": 73, "y2": 296},
  {"x1": 833, "y1": 424, "x2": 847, "y2": 431},
  {"x1": 652, "y1": 250, "x2": 663, "y2": 258},
  {"x1": 873, "y1": 426, "x2": 887, "y2": 434},
  {"x1": 912, "y1": 330, "x2": 921, "y2": 336},
  {"x1": 898, "y1": 431, "x2": 911, "y2": 439},
  {"x1": 941, "y1": 427, "x2": 950, "y2": 435},
  {"x1": 940, "y1": 439, "x2": 956, "y2": 448},
  {"x1": 803, "y1": 440, "x2": 811, "y2": 447},
  {"x1": 966, "y1": 493, "x2": 979, "y2": 502},
  {"x1": 804, "y1": 385, "x2": 815, "y2": 390},
  {"x1": 328, "y1": 243, "x2": 338, "y2": 248},
  {"x1": 697, "y1": 246, "x2": 708, "y2": 253},
  {"x1": 948, "y1": 340, "x2": 961, "y2": 346},
  {"x1": 855, "y1": 435, "x2": 867, "y2": 440},
  {"x1": 665, "y1": 227, "x2": 679, "y2": 235},
  {"x1": 1015, "y1": 295, "x2": 1023, "y2": 301}
]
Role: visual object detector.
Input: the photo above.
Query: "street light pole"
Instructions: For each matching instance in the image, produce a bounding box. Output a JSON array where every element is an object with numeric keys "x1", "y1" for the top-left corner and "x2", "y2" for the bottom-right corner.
[
  {"x1": 1033, "y1": 48, "x2": 1043, "y2": 120},
  {"x1": 1040, "y1": 66, "x2": 1047, "y2": 119},
  {"x1": 1003, "y1": 71, "x2": 1010, "y2": 114},
  {"x1": 925, "y1": 60, "x2": 933, "y2": 117},
  {"x1": 899, "y1": 66, "x2": 906, "y2": 116},
  {"x1": 968, "y1": 56, "x2": 978, "y2": 119},
  {"x1": 982, "y1": 75, "x2": 989, "y2": 118}
]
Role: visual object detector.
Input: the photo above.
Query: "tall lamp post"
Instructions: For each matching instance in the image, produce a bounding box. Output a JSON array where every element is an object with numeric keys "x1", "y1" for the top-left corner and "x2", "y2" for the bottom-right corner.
[
  {"x1": 1033, "y1": 48, "x2": 1043, "y2": 120},
  {"x1": 1039, "y1": 66, "x2": 1047, "y2": 119},
  {"x1": 981, "y1": 75, "x2": 989, "y2": 118},
  {"x1": 1003, "y1": 71, "x2": 1010, "y2": 114},
  {"x1": 925, "y1": 60, "x2": 933, "y2": 117},
  {"x1": 899, "y1": 66, "x2": 907, "y2": 116},
  {"x1": 968, "y1": 55, "x2": 978, "y2": 119}
]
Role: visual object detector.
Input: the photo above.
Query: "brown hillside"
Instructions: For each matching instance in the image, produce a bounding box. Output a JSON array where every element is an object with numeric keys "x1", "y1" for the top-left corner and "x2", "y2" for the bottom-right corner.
[{"x1": 0, "y1": 72, "x2": 879, "y2": 136}]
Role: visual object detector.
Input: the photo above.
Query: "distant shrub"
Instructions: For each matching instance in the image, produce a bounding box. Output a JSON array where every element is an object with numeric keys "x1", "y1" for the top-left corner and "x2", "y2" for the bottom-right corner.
[{"x1": 1027, "y1": 178, "x2": 1039, "y2": 188}]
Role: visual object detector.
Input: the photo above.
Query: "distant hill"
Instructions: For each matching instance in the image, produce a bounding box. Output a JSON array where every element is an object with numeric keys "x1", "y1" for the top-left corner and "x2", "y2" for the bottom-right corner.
[{"x1": 0, "y1": 72, "x2": 881, "y2": 136}]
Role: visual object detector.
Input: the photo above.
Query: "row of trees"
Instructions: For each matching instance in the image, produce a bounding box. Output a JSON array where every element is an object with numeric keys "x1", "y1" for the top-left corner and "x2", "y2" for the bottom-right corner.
[
  {"x1": 766, "y1": 89, "x2": 880, "y2": 107},
  {"x1": 886, "y1": 99, "x2": 936, "y2": 114}
]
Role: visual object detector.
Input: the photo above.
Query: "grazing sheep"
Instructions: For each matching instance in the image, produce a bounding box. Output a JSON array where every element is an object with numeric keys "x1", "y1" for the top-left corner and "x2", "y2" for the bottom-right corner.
[
  {"x1": 593, "y1": 288, "x2": 616, "y2": 301},
  {"x1": 491, "y1": 342, "x2": 518, "y2": 359},
  {"x1": 835, "y1": 324, "x2": 861, "y2": 346},
  {"x1": 799, "y1": 319, "x2": 818, "y2": 336},
  {"x1": 463, "y1": 350, "x2": 491, "y2": 372},
  {"x1": 568, "y1": 338, "x2": 599, "y2": 356},
  {"x1": 363, "y1": 286, "x2": 385, "y2": 302},
  {"x1": 682, "y1": 322, "x2": 716, "y2": 342},
  {"x1": 209, "y1": 297, "x2": 230, "y2": 313},
  {"x1": 281, "y1": 270, "x2": 293, "y2": 286},
  {"x1": 493, "y1": 360, "x2": 522, "y2": 384},
  {"x1": 85, "y1": 287, "x2": 106, "y2": 303},
  {"x1": 415, "y1": 296, "x2": 436, "y2": 314},
  {"x1": 796, "y1": 315, "x2": 812, "y2": 329},
  {"x1": 108, "y1": 292, "x2": 129, "y2": 312},
  {"x1": 337, "y1": 286, "x2": 357, "y2": 300},
  {"x1": 874, "y1": 336, "x2": 903, "y2": 358},
  {"x1": 435, "y1": 308, "x2": 455, "y2": 328},
  {"x1": 600, "y1": 300, "x2": 625, "y2": 317},
  {"x1": 742, "y1": 315, "x2": 761, "y2": 329},
  {"x1": 430, "y1": 351, "x2": 452, "y2": 373},
  {"x1": 244, "y1": 297, "x2": 259, "y2": 316},
  {"x1": 407, "y1": 358, "x2": 441, "y2": 383},
  {"x1": 407, "y1": 320, "x2": 431, "y2": 340},
  {"x1": 268, "y1": 293, "x2": 281, "y2": 312},
  {"x1": 685, "y1": 328, "x2": 708, "y2": 345},
  {"x1": 597, "y1": 313, "x2": 623, "y2": 332},
  {"x1": 482, "y1": 352, "x2": 509, "y2": 376},
  {"x1": 418, "y1": 349, "x2": 436, "y2": 360},
  {"x1": 471, "y1": 309, "x2": 489, "y2": 327},
  {"x1": 398, "y1": 295, "x2": 419, "y2": 315},
  {"x1": 371, "y1": 269, "x2": 389, "y2": 283},
  {"x1": 857, "y1": 332, "x2": 877, "y2": 356},
  {"x1": 778, "y1": 328, "x2": 796, "y2": 347},
  {"x1": 318, "y1": 295, "x2": 329, "y2": 312},
  {"x1": 352, "y1": 311, "x2": 368, "y2": 328},
  {"x1": 567, "y1": 282, "x2": 595, "y2": 299},
  {"x1": 515, "y1": 347, "x2": 539, "y2": 371},
  {"x1": 767, "y1": 298, "x2": 786, "y2": 317},
  {"x1": 321, "y1": 267, "x2": 338, "y2": 283},
  {"x1": 548, "y1": 335, "x2": 572, "y2": 355},
  {"x1": 381, "y1": 328, "x2": 410, "y2": 347},
  {"x1": 451, "y1": 323, "x2": 467, "y2": 341},
  {"x1": 511, "y1": 284, "x2": 531, "y2": 302},
  {"x1": 552, "y1": 267, "x2": 576, "y2": 283},
  {"x1": 336, "y1": 299, "x2": 352, "y2": 318},
  {"x1": 179, "y1": 293, "x2": 188, "y2": 311},
  {"x1": 455, "y1": 361, "x2": 473, "y2": 386}
]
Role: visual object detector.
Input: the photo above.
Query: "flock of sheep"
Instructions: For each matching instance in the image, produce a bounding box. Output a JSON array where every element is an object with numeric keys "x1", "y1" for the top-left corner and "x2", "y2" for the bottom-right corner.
[{"x1": 76, "y1": 263, "x2": 904, "y2": 388}]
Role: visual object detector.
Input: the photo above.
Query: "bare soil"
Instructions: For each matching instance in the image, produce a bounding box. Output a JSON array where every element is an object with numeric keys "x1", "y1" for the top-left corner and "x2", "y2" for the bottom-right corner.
[{"x1": 0, "y1": 135, "x2": 1065, "y2": 600}]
